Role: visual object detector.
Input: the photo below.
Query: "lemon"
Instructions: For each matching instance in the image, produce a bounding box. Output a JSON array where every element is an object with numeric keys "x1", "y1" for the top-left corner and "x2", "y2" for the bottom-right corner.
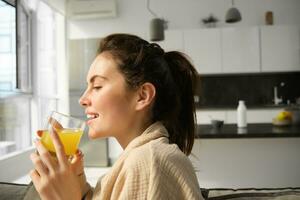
[{"x1": 276, "y1": 111, "x2": 292, "y2": 121}]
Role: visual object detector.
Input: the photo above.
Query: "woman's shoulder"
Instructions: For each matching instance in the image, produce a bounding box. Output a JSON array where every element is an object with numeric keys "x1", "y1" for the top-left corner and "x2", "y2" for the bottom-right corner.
[
  {"x1": 124, "y1": 139, "x2": 153, "y2": 166},
  {"x1": 122, "y1": 137, "x2": 201, "y2": 196},
  {"x1": 149, "y1": 137, "x2": 193, "y2": 167},
  {"x1": 126, "y1": 136, "x2": 192, "y2": 170}
]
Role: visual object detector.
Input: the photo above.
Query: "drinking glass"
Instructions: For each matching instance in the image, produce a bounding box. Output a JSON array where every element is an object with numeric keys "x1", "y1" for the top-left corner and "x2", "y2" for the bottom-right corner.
[{"x1": 40, "y1": 111, "x2": 85, "y2": 156}]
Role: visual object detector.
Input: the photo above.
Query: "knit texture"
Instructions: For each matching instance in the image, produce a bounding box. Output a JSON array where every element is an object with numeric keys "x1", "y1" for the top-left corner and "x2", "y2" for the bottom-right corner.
[{"x1": 85, "y1": 121, "x2": 203, "y2": 200}]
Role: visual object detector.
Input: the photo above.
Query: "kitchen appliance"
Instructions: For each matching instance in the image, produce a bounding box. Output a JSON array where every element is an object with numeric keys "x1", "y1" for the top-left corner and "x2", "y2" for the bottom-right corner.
[{"x1": 211, "y1": 120, "x2": 224, "y2": 129}]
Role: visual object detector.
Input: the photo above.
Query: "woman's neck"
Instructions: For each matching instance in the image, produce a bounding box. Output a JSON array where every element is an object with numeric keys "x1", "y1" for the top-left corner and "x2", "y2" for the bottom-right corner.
[{"x1": 116, "y1": 119, "x2": 153, "y2": 149}]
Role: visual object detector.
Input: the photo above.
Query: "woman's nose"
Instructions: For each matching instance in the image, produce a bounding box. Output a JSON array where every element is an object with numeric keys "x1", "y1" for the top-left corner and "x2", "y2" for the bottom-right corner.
[{"x1": 79, "y1": 91, "x2": 91, "y2": 107}]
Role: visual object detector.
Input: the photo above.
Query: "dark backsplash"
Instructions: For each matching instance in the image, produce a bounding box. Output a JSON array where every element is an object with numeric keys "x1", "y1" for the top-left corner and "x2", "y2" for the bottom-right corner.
[{"x1": 196, "y1": 72, "x2": 300, "y2": 108}]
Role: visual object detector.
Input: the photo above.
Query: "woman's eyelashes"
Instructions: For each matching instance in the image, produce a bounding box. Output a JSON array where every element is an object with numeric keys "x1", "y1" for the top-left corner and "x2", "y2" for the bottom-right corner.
[{"x1": 92, "y1": 86, "x2": 102, "y2": 91}]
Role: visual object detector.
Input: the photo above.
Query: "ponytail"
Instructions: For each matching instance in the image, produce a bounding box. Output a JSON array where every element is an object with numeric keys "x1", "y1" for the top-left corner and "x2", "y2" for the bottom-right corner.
[{"x1": 163, "y1": 51, "x2": 198, "y2": 155}]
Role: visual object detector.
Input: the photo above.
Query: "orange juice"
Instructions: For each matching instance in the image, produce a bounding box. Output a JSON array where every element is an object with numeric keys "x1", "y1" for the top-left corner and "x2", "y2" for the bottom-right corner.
[{"x1": 41, "y1": 128, "x2": 83, "y2": 156}]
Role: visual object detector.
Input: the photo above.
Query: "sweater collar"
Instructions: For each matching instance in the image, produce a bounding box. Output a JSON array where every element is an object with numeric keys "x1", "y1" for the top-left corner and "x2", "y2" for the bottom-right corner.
[{"x1": 123, "y1": 121, "x2": 169, "y2": 152}]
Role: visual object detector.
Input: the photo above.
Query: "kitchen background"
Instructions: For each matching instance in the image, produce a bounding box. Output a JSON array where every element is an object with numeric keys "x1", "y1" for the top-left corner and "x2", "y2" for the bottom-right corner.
[
  {"x1": 66, "y1": 0, "x2": 300, "y2": 187},
  {"x1": 0, "y1": 0, "x2": 300, "y2": 187},
  {"x1": 66, "y1": 0, "x2": 300, "y2": 165}
]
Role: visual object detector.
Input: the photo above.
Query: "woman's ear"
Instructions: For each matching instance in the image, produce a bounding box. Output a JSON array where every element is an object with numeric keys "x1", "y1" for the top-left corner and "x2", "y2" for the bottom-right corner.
[{"x1": 135, "y1": 82, "x2": 156, "y2": 111}]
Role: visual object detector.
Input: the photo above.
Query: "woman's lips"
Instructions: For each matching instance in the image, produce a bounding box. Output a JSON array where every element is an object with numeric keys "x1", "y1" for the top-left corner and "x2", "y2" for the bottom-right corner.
[
  {"x1": 86, "y1": 118, "x2": 95, "y2": 125},
  {"x1": 86, "y1": 114, "x2": 99, "y2": 125}
]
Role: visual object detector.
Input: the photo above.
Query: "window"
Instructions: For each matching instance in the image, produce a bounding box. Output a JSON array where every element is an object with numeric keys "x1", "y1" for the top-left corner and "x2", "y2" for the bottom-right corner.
[
  {"x1": 32, "y1": 1, "x2": 68, "y2": 132},
  {"x1": 0, "y1": 0, "x2": 16, "y2": 91},
  {"x1": 0, "y1": 0, "x2": 32, "y2": 157},
  {"x1": 0, "y1": 0, "x2": 68, "y2": 158}
]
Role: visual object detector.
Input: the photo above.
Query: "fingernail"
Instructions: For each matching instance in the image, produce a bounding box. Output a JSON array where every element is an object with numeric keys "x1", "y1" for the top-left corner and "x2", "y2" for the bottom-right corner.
[
  {"x1": 37, "y1": 130, "x2": 43, "y2": 137},
  {"x1": 77, "y1": 149, "x2": 82, "y2": 155}
]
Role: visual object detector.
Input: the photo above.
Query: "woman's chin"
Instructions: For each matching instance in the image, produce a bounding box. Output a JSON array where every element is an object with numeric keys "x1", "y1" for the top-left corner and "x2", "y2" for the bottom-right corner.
[
  {"x1": 88, "y1": 129, "x2": 99, "y2": 139},
  {"x1": 88, "y1": 128, "x2": 106, "y2": 139}
]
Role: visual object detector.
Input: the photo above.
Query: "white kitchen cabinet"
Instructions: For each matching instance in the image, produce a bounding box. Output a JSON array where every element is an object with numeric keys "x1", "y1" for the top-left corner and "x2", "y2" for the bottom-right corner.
[
  {"x1": 191, "y1": 138, "x2": 300, "y2": 188},
  {"x1": 183, "y1": 29, "x2": 222, "y2": 74},
  {"x1": 260, "y1": 25, "x2": 300, "y2": 72},
  {"x1": 156, "y1": 26, "x2": 299, "y2": 74},
  {"x1": 156, "y1": 30, "x2": 184, "y2": 52},
  {"x1": 221, "y1": 27, "x2": 260, "y2": 73}
]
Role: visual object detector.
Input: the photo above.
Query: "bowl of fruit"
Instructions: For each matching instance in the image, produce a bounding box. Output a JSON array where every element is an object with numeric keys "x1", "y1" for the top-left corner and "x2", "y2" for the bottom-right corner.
[{"x1": 272, "y1": 110, "x2": 292, "y2": 126}]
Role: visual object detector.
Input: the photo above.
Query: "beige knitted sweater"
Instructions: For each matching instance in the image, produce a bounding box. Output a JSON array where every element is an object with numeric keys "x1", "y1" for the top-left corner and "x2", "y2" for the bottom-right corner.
[{"x1": 84, "y1": 121, "x2": 203, "y2": 200}]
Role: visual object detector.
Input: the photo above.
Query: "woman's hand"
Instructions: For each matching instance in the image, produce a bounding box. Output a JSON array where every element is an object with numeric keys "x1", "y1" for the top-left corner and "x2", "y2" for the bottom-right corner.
[
  {"x1": 70, "y1": 149, "x2": 90, "y2": 197},
  {"x1": 30, "y1": 128, "x2": 84, "y2": 200}
]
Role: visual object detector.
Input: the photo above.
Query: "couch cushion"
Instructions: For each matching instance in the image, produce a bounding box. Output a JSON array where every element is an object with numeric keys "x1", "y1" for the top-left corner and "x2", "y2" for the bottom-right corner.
[
  {"x1": 0, "y1": 182, "x2": 29, "y2": 200},
  {"x1": 204, "y1": 187, "x2": 300, "y2": 200}
]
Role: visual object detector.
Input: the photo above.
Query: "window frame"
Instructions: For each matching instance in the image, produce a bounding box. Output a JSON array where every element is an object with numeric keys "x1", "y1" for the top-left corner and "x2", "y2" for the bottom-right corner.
[{"x1": 0, "y1": 0, "x2": 32, "y2": 94}]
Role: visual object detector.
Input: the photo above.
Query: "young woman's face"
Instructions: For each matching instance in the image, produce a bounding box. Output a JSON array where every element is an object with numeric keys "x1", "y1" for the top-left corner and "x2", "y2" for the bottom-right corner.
[{"x1": 79, "y1": 52, "x2": 138, "y2": 139}]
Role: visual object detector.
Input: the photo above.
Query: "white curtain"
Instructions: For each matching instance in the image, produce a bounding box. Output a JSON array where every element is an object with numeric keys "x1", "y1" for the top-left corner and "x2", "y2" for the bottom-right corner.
[{"x1": 31, "y1": 1, "x2": 68, "y2": 136}]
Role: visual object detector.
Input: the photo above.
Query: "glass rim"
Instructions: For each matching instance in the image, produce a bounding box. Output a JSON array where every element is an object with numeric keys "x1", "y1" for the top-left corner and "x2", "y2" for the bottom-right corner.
[{"x1": 50, "y1": 111, "x2": 85, "y2": 124}]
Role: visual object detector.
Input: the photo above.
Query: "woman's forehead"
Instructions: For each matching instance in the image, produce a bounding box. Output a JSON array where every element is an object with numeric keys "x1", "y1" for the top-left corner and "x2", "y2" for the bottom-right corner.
[{"x1": 86, "y1": 53, "x2": 120, "y2": 83}]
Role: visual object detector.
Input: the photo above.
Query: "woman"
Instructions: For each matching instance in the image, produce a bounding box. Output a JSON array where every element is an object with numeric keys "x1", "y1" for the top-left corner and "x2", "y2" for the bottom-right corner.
[{"x1": 29, "y1": 33, "x2": 203, "y2": 199}]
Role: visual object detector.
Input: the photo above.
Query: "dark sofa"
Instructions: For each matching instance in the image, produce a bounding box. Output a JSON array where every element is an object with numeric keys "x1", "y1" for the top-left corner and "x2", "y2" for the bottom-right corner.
[
  {"x1": 1, "y1": 182, "x2": 300, "y2": 200},
  {"x1": 201, "y1": 187, "x2": 300, "y2": 200},
  {"x1": 0, "y1": 182, "x2": 29, "y2": 200}
]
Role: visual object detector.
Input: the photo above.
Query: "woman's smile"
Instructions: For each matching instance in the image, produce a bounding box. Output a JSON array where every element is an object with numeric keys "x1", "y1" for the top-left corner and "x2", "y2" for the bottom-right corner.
[{"x1": 86, "y1": 113, "x2": 99, "y2": 125}]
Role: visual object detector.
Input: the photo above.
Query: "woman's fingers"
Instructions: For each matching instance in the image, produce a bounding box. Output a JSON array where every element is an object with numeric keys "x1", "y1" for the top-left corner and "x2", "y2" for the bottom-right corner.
[
  {"x1": 37, "y1": 130, "x2": 43, "y2": 138},
  {"x1": 49, "y1": 117, "x2": 63, "y2": 130},
  {"x1": 29, "y1": 169, "x2": 41, "y2": 185},
  {"x1": 70, "y1": 150, "x2": 83, "y2": 165},
  {"x1": 34, "y1": 140, "x2": 56, "y2": 172},
  {"x1": 49, "y1": 127, "x2": 68, "y2": 166},
  {"x1": 70, "y1": 149, "x2": 84, "y2": 176},
  {"x1": 30, "y1": 151, "x2": 48, "y2": 176}
]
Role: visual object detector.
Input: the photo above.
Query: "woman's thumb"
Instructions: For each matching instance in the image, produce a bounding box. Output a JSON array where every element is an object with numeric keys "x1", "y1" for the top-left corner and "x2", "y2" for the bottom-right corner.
[{"x1": 70, "y1": 149, "x2": 84, "y2": 175}]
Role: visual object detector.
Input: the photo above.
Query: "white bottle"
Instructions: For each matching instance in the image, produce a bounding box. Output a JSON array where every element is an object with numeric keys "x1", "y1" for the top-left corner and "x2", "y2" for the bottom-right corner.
[{"x1": 237, "y1": 100, "x2": 247, "y2": 128}]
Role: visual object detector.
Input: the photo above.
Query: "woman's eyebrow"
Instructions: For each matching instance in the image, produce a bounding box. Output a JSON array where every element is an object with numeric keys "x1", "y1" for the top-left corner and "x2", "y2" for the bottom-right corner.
[{"x1": 87, "y1": 75, "x2": 108, "y2": 84}]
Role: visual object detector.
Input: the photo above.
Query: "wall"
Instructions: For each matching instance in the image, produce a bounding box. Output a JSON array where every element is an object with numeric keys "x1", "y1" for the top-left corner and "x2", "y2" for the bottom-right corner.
[
  {"x1": 41, "y1": 0, "x2": 65, "y2": 15},
  {"x1": 68, "y1": 0, "x2": 300, "y2": 39}
]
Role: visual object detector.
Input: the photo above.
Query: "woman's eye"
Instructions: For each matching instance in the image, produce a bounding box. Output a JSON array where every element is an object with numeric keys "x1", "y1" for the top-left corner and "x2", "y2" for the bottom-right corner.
[{"x1": 92, "y1": 86, "x2": 102, "y2": 91}]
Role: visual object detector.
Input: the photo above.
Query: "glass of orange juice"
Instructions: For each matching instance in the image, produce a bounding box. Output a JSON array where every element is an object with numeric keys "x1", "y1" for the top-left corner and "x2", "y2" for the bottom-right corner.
[{"x1": 40, "y1": 111, "x2": 85, "y2": 156}]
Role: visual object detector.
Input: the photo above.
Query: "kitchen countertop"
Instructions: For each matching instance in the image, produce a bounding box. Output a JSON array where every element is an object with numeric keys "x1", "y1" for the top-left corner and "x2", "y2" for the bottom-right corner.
[
  {"x1": 196, "y1": 104, "x2": 290, "y2": 110},
  {"x1": 196, "y1": 123, "x2": 300, "y2": 138}
]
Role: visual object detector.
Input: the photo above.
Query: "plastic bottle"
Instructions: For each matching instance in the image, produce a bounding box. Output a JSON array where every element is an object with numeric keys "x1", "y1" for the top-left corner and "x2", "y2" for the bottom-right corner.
[{"x1": 237, "y1": 100, "x2": 247, "y2": 128}]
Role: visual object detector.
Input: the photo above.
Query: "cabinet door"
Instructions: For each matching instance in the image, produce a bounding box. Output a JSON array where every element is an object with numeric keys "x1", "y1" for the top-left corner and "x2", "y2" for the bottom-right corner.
[
  {"x1": 69, "y1": 38, "x2": 101, "y2": 91},
  {"x1": 221, "y1": 27, "x2": 260, "y2": 73},
  {"x1": 261, "y1": 26, "x2": 300, "y2": 72},
  {"x1": 184, "y1": 29, "x2": 222, "y2": 74},
  {"x1": 156, "y1": 30, "x2": 184, "y2": 52}
]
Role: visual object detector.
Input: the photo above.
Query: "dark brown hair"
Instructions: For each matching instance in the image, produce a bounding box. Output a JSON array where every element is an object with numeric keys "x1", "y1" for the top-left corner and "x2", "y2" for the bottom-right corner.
[{"x1": 98, "y1": 33, "x2": 198, "y2": 155}]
